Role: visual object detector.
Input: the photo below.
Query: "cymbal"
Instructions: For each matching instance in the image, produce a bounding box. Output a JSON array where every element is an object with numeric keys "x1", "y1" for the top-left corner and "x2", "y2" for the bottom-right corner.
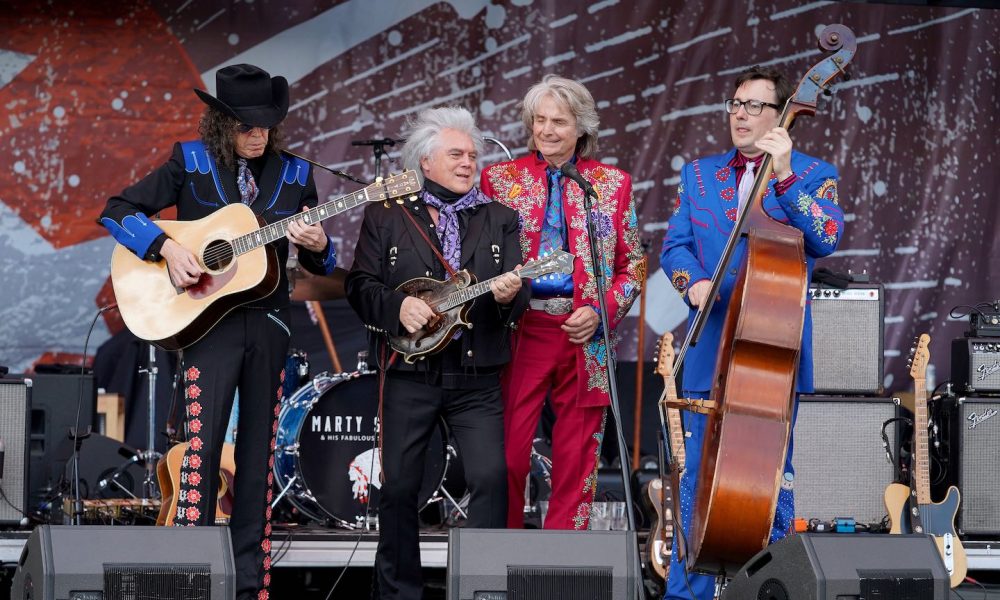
[{"x1": 290, "y1": 267, "x2": 348, "y2": 301}]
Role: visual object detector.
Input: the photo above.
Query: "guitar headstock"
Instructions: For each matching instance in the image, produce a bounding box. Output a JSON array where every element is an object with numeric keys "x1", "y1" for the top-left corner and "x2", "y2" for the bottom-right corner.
[
  {"x1": 908, "y1": 333, "x2": 931, "y2": 382},
  {"x1": 367, "y1": 171, "x2": 420, "y2": 204},
  {"x1": 654, "y1": 332, "x2": 675, "y2": 378},
  {"x1": 519, "y1": 250, "x2": 575, "y2": 279}
]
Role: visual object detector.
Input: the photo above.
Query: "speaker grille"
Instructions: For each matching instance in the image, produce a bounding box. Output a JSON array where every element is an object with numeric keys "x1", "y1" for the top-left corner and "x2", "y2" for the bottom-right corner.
[
  {"x1": 810, "y1": 286, "x2": 884, "y2": 394},
  {"x1": 0, "y1": 380, "x2": 30, "y2": 524},
  {"x1": 508, "y1": 566, "x2": 612, "y2": 600},
  {"x1": 793, "y1": 396, "x2": 896, "y2": 524},
  {"x1": 104, "y1": 564, "x2": 211, "y2": 600},
  {"x1": 958, "y1": 398, "x2": 1000, "y2": 535}
]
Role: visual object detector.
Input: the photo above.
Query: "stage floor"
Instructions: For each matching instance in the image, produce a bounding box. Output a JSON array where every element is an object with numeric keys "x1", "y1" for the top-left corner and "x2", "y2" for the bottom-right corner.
[{"x1": 4, "y1": 528, "x2": 1000, "y2": 598}]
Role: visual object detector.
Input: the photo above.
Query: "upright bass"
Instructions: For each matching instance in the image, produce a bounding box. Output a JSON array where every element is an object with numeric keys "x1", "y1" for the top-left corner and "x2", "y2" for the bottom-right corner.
[{"x1": 663, "y1": 25, "x2": 857, "y2": 573}]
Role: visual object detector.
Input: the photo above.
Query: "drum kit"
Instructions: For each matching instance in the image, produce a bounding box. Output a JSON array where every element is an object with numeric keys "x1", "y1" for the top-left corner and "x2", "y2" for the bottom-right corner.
[{"x1": 271, "y1": 353, "x2": 469, "y2": 530}]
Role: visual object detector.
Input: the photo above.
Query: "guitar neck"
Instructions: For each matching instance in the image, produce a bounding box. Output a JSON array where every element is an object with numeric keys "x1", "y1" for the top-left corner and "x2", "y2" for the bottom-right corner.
[
  {"x1": 913, "y1": 376, "x2": 932, "y2": 505},
  {"x1": 663, "y1": 380, "x2": 686, "y2": 465},
  {"x1": 438, "y1": 266, "x2": 550, "y2": 311},
  {"x1": 230, "y1": 189, "x2": 371, "y2": 256}
]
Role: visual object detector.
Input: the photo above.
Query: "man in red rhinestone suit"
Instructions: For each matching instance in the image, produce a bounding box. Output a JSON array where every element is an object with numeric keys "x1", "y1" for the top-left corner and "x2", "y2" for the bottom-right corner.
[{"x1": 481, "y1": 75, "x2": 643, "y2": 530}]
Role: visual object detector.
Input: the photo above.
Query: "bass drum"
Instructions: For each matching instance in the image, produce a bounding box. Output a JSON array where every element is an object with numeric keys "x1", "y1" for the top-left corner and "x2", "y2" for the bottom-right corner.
[{"x1": 274, "y1": 371, "x2": 464, "y2": 528}]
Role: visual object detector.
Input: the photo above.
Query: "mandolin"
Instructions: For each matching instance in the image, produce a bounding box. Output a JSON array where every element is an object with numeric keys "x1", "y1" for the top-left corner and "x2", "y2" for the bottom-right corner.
[
  {"x1": 111, "y1": 171, "x2": 420, "y2": 351},
  {"x1": 156, "y1": 441, "x2": 236, "y2": 526},
  {"x1": 388, "y1": 250, "x2": 575, "y2": 363},
  {"x1": 884, "y1": 333, "x2": 967, "y2": 587}
]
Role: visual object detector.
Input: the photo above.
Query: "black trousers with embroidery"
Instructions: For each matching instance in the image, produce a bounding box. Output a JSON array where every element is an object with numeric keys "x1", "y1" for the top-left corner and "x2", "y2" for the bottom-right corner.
[
  {"x1": 173, "y1": 307, "x2": 290, "y2": 600},
  {"x1": 375, "y1": 367, "x2": 508, "y2": 600}
]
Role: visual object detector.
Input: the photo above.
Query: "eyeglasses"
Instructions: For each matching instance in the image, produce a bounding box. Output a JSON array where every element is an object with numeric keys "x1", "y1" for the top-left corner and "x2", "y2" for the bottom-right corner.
[
  {"x1": 236, "y1": 123, "x2": 268, "y2": 134},
  {"x1": 724, "y1": 98, "x2": 781, "y2": 116}
]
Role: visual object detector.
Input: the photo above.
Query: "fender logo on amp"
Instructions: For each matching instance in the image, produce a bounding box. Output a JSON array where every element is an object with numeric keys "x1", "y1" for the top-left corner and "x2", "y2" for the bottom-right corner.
[{"x1": 968, "y1": 408, "x2": 998, "y2": 430}]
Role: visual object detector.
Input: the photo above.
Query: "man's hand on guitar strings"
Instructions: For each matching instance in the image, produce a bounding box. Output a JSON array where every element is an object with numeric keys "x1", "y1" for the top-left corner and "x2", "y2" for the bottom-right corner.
[
  {"x1": 400, "y1": 295, "x2": 437, "y2": 334},
  {"x1": 287, "y1": 206, "x2": 329, "y2": 253},
  {"x1": 161, "y1": 238, "x2": 204, "y2": 287},
  {"x1": 490, "y1": 268, "x2": 522, "y2": 304}
]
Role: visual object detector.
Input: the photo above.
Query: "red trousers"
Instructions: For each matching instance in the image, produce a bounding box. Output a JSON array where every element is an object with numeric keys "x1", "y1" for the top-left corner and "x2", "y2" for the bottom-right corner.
[{"x1": 504, "y1": 309, "x2": 606, "y2": 530}]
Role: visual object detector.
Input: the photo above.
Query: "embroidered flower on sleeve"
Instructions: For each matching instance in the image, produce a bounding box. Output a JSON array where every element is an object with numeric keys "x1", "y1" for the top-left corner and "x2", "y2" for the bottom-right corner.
[
  {"x1": 715, "y1": 167, "x2": 731, "y2": 182},
  {"x1": 720, "y1": 187, "x2": 735, "y2": 202}
]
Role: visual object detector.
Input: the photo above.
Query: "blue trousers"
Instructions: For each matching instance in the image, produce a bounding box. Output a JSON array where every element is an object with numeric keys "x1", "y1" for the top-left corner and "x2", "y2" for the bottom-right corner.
[{"x1": 663, "y1": 393, "x2": 798, "y2": 600}]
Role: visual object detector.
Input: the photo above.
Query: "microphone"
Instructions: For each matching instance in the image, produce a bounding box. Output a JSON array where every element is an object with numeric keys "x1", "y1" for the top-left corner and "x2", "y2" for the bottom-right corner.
[
  {"x1": 351, "y1": 138, "x2": 404, "y2": 147},
  {"x1": 559, "y1": 162, "x2": 596, "y2": 197}
]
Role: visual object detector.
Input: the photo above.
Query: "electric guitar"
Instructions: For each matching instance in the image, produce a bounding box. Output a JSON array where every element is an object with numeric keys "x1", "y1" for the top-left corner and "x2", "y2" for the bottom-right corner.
[
  {"x1": 388, "y1": 250, "x2": 575, "y2": 363},
  {"x1": 110, "y1": 171, "x2": 420, "y2": 351},
  {"x1": 884, "y1": 333, "x2": 967, "y2": 587},
  {"x1": 156, "y1": 441, "x2": 236, "y2": 526},
  {"x1": 647, "y1": 332, "x2": 686, "y2": 581}
]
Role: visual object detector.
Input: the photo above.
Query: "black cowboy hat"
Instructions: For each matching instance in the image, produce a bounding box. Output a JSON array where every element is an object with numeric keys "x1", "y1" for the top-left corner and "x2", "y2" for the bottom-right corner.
[{"x1": 194, "y1": 64, "x2": 289, "y2": 128}]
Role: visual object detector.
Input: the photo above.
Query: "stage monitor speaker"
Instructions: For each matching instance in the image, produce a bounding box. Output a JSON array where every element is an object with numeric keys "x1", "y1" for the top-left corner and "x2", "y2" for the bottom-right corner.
[
  {"x1": 956, "y1": 396, "x2": 1000, "y2": 536},
  {"x1": 793, "y1": 395, "x2": 897, "y2": 524},
  {"x1": 809, "y1": 284, "x2": 884, "y2": 395},
  {"x1": 0, "y1": 379, "x2": 31, "y2": 526},
  {"x1": 722, "y1": 533, "x2": 948, "y2": 600},
  {"x1": 447, "y1": 528, "x2": 637, "y2": 600},
  {"x1": 26, "y1": 373, "x2": 97, "y2": 512},
  {"x1": 11, "y1": 525, "x2": 235, "y2": 600},
  {"x1": 951, "y1": 338, "x2": 1000, "y2": 394}
]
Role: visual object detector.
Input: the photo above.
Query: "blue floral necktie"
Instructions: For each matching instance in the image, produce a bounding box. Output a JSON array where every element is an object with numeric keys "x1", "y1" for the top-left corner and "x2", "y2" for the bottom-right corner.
[
  {"x1": 237, "y1": 158, "x2": 258, "y2": 205},
  {"x1": 540, "y1": 169, "x2": 565, "y2": 255}
]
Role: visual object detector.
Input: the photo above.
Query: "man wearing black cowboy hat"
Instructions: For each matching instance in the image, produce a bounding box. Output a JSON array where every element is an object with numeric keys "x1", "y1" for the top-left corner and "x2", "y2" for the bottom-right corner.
[{"x1": 101, "y1": 63, "x2": 335, "y2": 600}]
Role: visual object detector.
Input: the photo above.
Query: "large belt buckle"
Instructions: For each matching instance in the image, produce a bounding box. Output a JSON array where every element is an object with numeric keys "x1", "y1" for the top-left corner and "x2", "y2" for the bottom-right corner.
[{"x1": 543, "y1": 298, "x2": 573, "y2": 316}]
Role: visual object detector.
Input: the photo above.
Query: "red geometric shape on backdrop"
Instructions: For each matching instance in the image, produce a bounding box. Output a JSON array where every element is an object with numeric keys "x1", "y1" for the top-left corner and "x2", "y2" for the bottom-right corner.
[{"x1": 0, "y1": 2, "x2": 202, "y2": 249}]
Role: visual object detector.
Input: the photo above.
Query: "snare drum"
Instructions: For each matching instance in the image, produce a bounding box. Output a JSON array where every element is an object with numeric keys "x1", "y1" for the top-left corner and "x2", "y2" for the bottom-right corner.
[{"x1": 274, "y1": 371, "x2": 462, "y2": 528}]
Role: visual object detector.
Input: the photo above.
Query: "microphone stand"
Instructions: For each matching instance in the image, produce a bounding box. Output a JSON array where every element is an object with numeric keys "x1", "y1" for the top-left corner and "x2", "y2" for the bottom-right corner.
[
  {"x1": 137, "y1": 344, "x2": 162, "y2": 501},
  {"x1": 351, "y1": 138, "x2": 404, "y2": 181},
  {"x1": 282, "y1": 150, "x2": 369, "y2": 185},
  {"x1": 579, "y1": 185, "x2": 645, "y2": 600}
]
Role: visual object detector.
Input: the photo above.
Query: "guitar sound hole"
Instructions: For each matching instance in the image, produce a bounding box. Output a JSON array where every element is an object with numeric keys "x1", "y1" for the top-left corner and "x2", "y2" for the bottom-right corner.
[{"x1": 203, "y1": 239, "x2": 235, "y2": 271}]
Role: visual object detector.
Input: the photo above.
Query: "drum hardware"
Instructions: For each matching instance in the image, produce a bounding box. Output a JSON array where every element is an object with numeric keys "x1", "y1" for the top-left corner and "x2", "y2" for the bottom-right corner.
[{"x1": 422, "y1": 444, "x2": 468, "y2": 523}]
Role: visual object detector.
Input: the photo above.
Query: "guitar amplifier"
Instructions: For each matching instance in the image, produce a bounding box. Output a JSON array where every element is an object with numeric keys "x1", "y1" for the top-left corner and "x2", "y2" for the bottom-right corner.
[
  {"x1": 955, "y1": 397, "x2": 1000, "y2": 536},
  {"x1": 0, "y1": 379, "x2": 31, "y2": 525},
  {"x1": 951, "y1": 337, "x2": 1000, "y2": 394},
  {"x1": 793, "y1": 395, "x2": 897, "y2": 525},
  {"x1": 809, "y1": 284, "x2": 884, "y2": 395}
]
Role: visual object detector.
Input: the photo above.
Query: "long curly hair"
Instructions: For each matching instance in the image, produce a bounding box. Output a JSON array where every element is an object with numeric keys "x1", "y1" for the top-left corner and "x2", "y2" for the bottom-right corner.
[{"x1": 197, "y1": 108, "x2": 285, "y2": 171}]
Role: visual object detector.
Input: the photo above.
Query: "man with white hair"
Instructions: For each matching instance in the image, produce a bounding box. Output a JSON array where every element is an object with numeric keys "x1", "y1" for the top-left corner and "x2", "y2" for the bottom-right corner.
[
  {"x1": 346, "y1": 106, "x2": 528, "y2": 600},
  {"x1": 481, "y1": 75, "x2": 643, "y2": 530}
]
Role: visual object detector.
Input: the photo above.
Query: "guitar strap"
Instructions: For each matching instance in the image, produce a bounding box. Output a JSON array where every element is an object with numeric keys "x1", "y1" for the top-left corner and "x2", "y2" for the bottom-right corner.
[{"x1": 396, "y1": 200, "x2": 459, "y2": 278}]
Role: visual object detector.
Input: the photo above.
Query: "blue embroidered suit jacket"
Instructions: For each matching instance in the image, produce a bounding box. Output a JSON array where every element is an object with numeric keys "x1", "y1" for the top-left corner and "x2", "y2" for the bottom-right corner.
[{"x1": 660, "y1": 149, "x2": 845, "y2": 393}]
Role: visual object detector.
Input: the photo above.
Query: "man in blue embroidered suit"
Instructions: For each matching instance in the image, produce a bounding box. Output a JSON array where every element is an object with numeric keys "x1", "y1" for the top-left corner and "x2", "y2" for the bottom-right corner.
[
  {"x1": 100, "y1": 64, "x2": 335, "y2": 600},
  {"x1": 660, "y1": 65, "x2": 844, "y2": 599}
]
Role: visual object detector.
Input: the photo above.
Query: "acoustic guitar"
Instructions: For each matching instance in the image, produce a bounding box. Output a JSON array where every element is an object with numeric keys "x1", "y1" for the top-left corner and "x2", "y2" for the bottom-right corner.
[
  {"x1": 111, "y1": 171, "x2": 420, "y2": 351},
  {"x1": 884, "y1": 333, "x2": 967, "y2": 587},
  {"x1": 647, "y1": 332, "x2": 686, "y2": 581},
  {"x1": 156, "y1": 441, "x2": 236, "y2": 526},
  {"x1": 388, "y1": 250, "x2": 575, "y2": 363}
]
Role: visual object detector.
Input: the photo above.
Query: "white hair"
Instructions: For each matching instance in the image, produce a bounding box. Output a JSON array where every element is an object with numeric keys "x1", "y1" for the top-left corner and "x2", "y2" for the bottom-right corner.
[
  {"x1": 521, "y1": 74, "x2": 600, "y2": 158},
  {"x1": 401, "y1": 106, "x2": 484, "y2": 186}
]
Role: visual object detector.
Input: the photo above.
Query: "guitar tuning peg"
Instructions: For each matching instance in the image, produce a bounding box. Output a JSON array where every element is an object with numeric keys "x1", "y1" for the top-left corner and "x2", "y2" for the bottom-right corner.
[{"x1": 375, "y1": 176, "x2": 384, "y2": 183}]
